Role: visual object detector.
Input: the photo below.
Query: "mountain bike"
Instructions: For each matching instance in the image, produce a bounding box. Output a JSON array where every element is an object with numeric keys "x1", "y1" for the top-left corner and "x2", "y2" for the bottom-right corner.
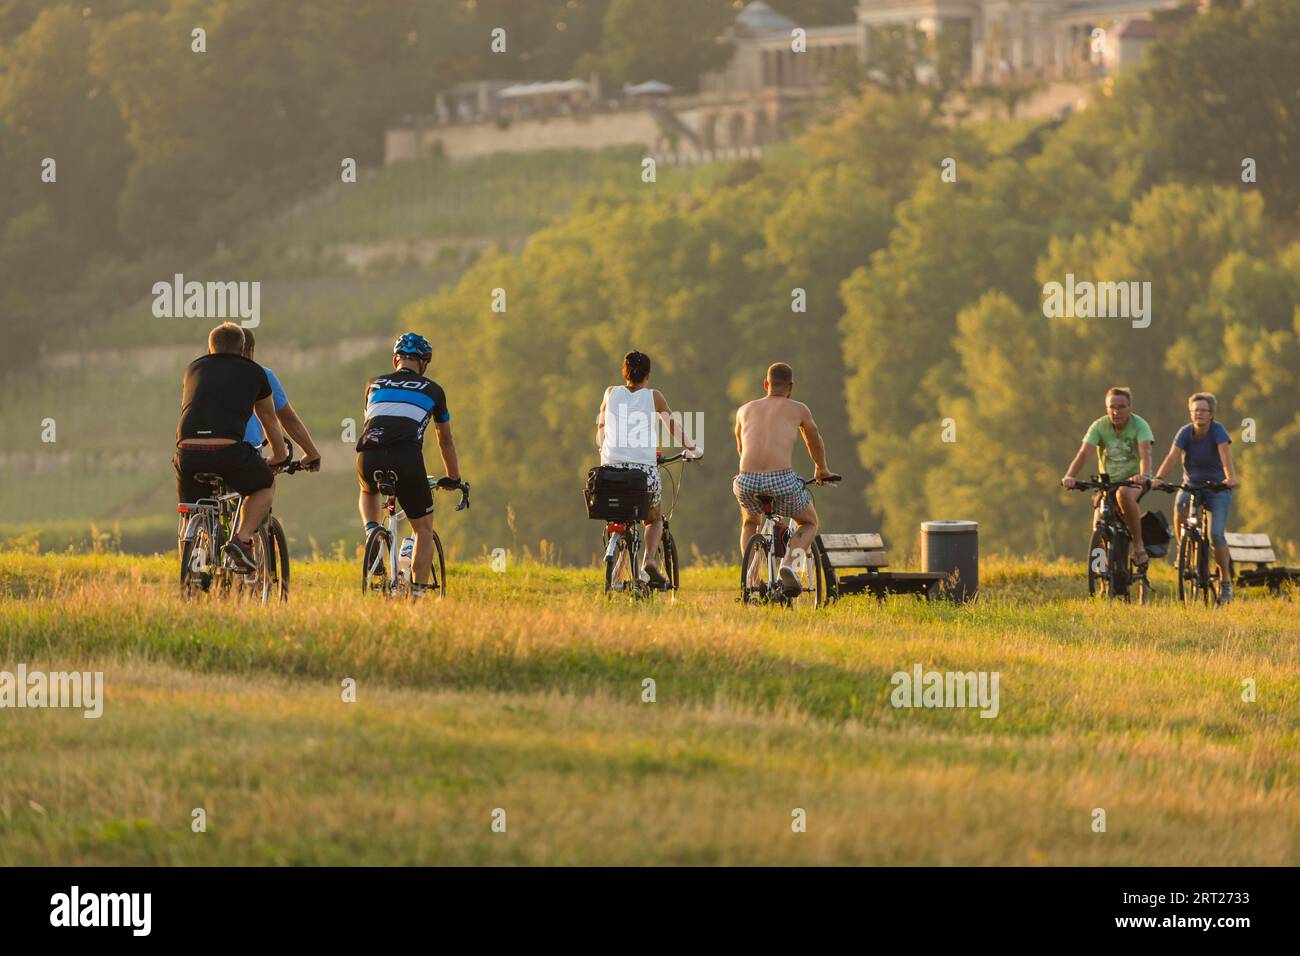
[
  {"x1": 178, "y1": 445, "x2": 304, "y2": 603},
  {"x1": 602, "y1": 450, "x2": 699, "y2": 599},
  {"x1": 741, "y1": 473, "x2": 840, "y2": 609},
  {"x1": 361, "y1": 471, "x2": 470, "y2": 598},
  {"x1": 1153, "y1": 479, "x2": 1229, "y2": 606},
  {"x1": 1065, "y1": 475, "x2": 1152, "y2": 603}
]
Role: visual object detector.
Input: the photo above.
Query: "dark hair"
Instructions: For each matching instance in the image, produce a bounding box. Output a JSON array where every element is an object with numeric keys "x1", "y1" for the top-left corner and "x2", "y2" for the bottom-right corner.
[
  {"x1": 241, "y1": 327, "x2": 256, "y2": 356},
  {"x1": 767, "y1": 362, "x2": 793, "y2": 391},
  {"x1": 209, "y1": 322, "x2": 245, "y2": 354},
  {"x1": 623, "y1": 350, "x2": 651, "y2": 384}
]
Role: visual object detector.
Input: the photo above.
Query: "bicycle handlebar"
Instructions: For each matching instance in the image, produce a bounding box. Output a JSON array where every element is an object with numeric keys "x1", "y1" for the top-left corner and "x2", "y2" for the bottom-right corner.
[
  {"x1": 1067, "y1": 478, "x2": 1144, "y2": 492},
  {"x1": 656, "y1": 451, "x2": 702, "y2": 466},
  {"x1": 803, "y1": 473, "x2": 842, "y2": 487},
  {"x1": 1149, "y1": 479, "x2": 1229, "y2": 493},
  {"x1": 430, "y1": 476, "x2": 471, "y2": 511}
]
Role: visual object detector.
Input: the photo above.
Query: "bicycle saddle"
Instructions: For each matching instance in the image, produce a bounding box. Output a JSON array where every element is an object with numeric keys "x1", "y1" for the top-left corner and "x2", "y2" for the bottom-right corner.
[
  {"x1": 757, "y1": 493, "x2": 775, "y2": 506},
  {"x1": 194, "y1": 473, "x2": 224, "y2": 486},
  {"x1": 373, "y1": 469, "x2": 398, "y2": 497}
]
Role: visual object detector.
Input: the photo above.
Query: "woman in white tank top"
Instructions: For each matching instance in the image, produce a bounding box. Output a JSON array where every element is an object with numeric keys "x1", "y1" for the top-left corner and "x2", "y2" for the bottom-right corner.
[{"x1": 595, "y1": 350, "x2": 699, "y2": 585}]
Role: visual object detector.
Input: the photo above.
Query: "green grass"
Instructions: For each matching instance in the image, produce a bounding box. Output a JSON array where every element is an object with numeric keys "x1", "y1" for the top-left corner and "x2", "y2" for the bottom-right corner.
[{"x1": 1, "y1": 552, "x2": 1295, "y2": 865}]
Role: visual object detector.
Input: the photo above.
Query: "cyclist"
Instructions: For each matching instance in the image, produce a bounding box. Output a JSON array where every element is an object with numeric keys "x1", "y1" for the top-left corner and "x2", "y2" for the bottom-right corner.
[
  {"x1": 596, "y1": 350, "x2": 700, "y2": 587},
  {"x1": 1061, "y1": 386, "x2": 1154, "y2": 565},
  {"x1": 240, "y1": 329, "x2": 322, "y2": 471},
  {"x1": 356, "y1": 333, "x2": 462, "y2": 597},
  {"x1": 732, "y1": 362, "x2": 833, "y2": 597},
  {"x1": 175, "y1": 322, "x2": 289, "y2": 573},
  {"x1": 1152, "y1": 391, "x2": 1239, "y2": 603}
]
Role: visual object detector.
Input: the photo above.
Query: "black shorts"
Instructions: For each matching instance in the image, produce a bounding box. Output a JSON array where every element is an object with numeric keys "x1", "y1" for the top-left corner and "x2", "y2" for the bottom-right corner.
[
  {"x1": 357, "y1": 443, "x2": 433, "y2": 520},
  {"x1": 175, "y1": 442, "x2": 274, "y2": 502}
]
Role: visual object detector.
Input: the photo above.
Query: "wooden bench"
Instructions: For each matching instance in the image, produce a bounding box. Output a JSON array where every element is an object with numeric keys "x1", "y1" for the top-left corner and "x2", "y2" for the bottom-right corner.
[
  {"x1": 1225, "y1": 532, "x2": 1300, "y2": 594},
  {"x1": 816, "y1": 533, "x2": 949, "y2": 602}
]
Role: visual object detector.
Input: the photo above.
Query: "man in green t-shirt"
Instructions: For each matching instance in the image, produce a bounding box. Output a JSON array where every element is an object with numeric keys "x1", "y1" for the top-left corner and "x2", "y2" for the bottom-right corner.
[{"x1": 1061, "y1": 386, "x2": 1155, "y2": 563}]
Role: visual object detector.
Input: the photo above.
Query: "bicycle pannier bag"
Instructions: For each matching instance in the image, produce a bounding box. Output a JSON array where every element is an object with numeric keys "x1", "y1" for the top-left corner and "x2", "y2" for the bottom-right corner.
[
  {"x1": 1141, "y1": 509, "x2": 1172, "y2": 558},
  {"x1": 584, "y1": 466, "x2": 651, "y2": 521}
]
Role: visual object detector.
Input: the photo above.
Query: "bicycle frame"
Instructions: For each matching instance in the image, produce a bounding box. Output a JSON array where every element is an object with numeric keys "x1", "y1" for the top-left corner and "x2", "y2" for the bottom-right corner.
[
  {"x1": 1067, "y1": 475, "x2": 1150, "y2": 602},
  {"x1": 599, "y1": 452, "x2": 694, "y2": 597},
  {"x1": 366, "y1": 495, "x2": 412, "y2": 596},
  {"x1": 178, "y1": 490, "x2": 243, "y2": 587},
  {"x1": 1159, "y1": 480, "x2": 1227, "y2": 605}
]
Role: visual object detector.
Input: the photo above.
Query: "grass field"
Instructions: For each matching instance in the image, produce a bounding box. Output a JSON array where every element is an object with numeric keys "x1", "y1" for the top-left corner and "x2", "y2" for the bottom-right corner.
[{"x1": 1, "y1": 551, "x2": 1295, "y2": 865}]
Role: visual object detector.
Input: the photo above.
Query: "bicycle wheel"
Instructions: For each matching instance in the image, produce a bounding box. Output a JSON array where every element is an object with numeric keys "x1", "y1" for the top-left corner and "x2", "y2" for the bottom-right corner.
[
  {"x1": 362, "y1": 527, "x2": 390, "y2": 596},
  {"x1": 1110, "y1": 534, "x2": 1130, "y2": 600},
  {"x1": 232, "y1": 528, "x2": 272, "y2": 603},
  {"x1": 179, "y1": 516, "x2": 216, "y2": 598},
  {"x1": 604, "y1": 532, "x2": 634, "y2": 596},
  {"x1": 786, "y1": 538, "x2": 826, "y2": 609},
  {"x1": 741, "y1": 534, "x2": 770, "y2": 605},
  {"x1": 1199, "y1": 536, "x2": 1217, "y2": 606},
  {"x1": 428, "y1": 530, "x2": 447, "y2": 599},
  {"x1": 662, "y1": 531, "x2": 679, "y2": 591},
  {"x1": 1178, "y1": 532, "x2": 1200, "y2": 606},
  {"x1": 1087, "y1": 528, "x2": 1110, "y2": 598},
  {"x1": 266, "y1": 517, "x2": 290, "y2": 603}
]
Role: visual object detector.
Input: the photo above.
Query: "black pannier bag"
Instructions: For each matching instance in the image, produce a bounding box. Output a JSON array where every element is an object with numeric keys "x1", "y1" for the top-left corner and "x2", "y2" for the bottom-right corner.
[
  {"x1": 584, "y1": 465, "x2": 652, "y2": 521},
  {"x1": 1141, "y1": 509, "x2": 1172, "y2": 558}
]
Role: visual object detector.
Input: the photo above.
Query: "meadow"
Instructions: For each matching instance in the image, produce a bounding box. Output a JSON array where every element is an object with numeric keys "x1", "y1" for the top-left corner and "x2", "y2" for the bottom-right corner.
[{"x1": 1, "y1": 551, "x2": 1295, "y2": 865}]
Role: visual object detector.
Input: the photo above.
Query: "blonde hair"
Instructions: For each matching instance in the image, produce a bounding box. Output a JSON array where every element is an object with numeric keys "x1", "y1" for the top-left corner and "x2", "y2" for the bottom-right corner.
[
  {"x1": 1188, "y1": 392, "x2": 1217, "y2": 415},
  {"x1": 208, "y1": 322, "x2": 245, "y2": 354}
]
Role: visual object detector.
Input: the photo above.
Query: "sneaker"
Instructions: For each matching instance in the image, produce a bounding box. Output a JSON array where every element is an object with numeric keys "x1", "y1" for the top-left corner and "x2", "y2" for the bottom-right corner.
[
  {"x1": 222, "y1": 537, "x2": 257, "y2": 574},
  {"x1": 642, "y1": 562, "x2": 667, "y2": 588},
  {"x1": 410, "y1": 581, "x2": 438, "y2": 599},
  {"x1": 1217, "y1": 584, "x2": 1234, "y2": 605},
  {"x1": 778, "y1": 565, "x2": 802, "y2": 597}
]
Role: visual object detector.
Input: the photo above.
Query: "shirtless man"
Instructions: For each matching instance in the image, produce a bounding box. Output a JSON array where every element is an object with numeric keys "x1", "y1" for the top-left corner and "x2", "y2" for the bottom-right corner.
[{"x1": 733, "y1": 362, "x2": 834, "y2": 596}]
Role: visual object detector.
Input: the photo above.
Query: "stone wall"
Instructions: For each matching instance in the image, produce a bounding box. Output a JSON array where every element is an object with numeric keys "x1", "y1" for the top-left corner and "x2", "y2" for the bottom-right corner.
[{"x1": 385, "y1": 110, "x2": 666, "y2": 164}]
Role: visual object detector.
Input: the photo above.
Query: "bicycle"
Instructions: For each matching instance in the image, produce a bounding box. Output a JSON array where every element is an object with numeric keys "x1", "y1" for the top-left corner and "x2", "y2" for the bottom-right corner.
[
  {"x1": 1065, "y1": 474, "x2": 1152, "y2": 604},
  {"x1": 177, "y1": 444, "x2": 304, "y2": 603},
  {"x1": 601, "y1": 450, "x2": 699, "y2": 599},
  {"x1": 740, "y1": 473, "x2": 840, "y2": 610},
  {"x1": 1152, "y1": 479, "x2": 1229, "y2": 606},
  {"x1": 361, "y1": 471, "x2": 470, "y2": 598}
]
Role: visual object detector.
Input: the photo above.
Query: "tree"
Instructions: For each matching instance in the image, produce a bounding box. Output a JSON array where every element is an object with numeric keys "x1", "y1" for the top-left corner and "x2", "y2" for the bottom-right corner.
[{"x1": 579, "y1": 0, "x2": 734, "y2": 91}]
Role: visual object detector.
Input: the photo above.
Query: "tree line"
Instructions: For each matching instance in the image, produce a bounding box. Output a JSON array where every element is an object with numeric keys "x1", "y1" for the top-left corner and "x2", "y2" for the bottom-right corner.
[{"x1": 412, "y1": 0, "x2": 1299, "y2": 561}]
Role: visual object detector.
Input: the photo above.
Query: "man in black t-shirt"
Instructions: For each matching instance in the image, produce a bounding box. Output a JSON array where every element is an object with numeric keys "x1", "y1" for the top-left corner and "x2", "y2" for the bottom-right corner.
[{"x1": 176, "y1": 322, "x2": 289, "y2": 572}]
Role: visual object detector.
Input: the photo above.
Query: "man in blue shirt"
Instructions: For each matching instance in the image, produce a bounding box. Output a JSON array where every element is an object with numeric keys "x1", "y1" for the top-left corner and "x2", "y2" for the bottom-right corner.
[
  {"x1": 1153, "y1": 391, "x2": 1239, "y2": 603},
  {"x1": 241, "y1": 330, "x2": 322, "y2": 470}
]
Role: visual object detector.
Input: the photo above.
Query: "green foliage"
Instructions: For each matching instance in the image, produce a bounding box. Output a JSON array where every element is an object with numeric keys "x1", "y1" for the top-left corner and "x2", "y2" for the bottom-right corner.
[{"x1": 577, "y1": 0, "x2": 734, "y2": 91}]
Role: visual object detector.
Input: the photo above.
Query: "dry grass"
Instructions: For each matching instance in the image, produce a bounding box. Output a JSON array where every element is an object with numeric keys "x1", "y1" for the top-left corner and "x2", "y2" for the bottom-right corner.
[{"x1": 0, "y1": 552, "x2": 1296, "y2": 865}]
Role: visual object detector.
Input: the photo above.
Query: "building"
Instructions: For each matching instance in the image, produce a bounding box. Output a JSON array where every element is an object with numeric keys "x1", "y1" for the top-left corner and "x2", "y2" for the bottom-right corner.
[{"x1": 384, "y1": 1, "x2": 1182, "y2": 164}]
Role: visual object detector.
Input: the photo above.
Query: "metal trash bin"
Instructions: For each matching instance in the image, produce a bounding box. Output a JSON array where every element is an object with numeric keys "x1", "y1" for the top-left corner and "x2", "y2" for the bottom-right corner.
[{"x1": 921, "y1": 520, "x2": 978, "y2": 603}]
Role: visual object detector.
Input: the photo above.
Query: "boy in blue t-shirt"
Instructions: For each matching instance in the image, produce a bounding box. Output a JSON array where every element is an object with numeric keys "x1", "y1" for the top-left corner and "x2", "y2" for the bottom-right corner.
[
  {"x1": 241, "y1": 330, "x2": 322, "y2": 470},
  {"x1": 1153, "y1": 392, "x2": 1239, "y2": 603}
]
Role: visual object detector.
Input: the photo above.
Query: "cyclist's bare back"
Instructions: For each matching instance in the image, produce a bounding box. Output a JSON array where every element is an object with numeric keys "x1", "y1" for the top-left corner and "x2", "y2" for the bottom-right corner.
[{"x1": 736, "y1": 396, "x2": 813, "y2": 472}]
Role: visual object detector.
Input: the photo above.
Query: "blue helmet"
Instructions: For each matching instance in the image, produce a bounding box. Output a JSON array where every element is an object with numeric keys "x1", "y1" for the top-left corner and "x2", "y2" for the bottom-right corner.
[{"x1": 394, "y1": 332, "x2": 432, "y2": 361}]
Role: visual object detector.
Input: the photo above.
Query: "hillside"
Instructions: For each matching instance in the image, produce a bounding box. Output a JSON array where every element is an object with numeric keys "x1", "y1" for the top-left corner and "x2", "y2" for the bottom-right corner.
[{"x1": 0, "y1": 147, "x2": 722, "y2": 557}]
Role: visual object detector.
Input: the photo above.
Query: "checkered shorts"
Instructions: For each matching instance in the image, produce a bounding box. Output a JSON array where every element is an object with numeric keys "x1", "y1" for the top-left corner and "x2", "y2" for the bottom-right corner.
[
  {"x1": 605, "y1": 461, "x2": 662, "y2": 509},
  {"x1": 732, "y1": 469, "x2": 810, "y2": 518}
]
